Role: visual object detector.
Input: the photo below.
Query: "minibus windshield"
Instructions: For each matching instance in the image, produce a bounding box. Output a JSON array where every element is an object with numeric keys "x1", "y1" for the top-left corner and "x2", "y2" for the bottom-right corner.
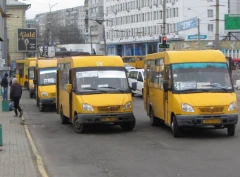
[
  {"x1": 29, "y1": 68, "x2": 34, "y2": 79},
  {"x1": 39, "y1": 68, "x2": 57, "y2": 85},
  {"x1": 172, "y1": 62, "x2": 233, "y2": 93},
  {"x1": 75, "y1": 70, "x2": 129, "y2": 94}
]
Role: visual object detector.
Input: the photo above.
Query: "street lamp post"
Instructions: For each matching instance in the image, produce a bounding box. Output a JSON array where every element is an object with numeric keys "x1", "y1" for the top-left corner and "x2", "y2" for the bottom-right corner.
[
  {"x1": 188, "y1": 8, "x2": 200, "y2": 50},
  {"x1": 48, "y1": 2, "x2": 58, "y2": 46}
]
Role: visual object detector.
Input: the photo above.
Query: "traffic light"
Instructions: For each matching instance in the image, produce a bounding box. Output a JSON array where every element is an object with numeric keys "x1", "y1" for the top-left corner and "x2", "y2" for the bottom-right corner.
[
  {"x1": 162, "y1": 36, "x2": 167, "y2": 46},
  {"x1": 159, "y1": 36, "x2": 169, "y2": 49}
]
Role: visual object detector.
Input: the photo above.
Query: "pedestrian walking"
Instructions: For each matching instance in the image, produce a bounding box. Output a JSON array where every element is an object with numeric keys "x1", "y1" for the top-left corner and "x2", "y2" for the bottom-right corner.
[
  {"x1": 1, "y1": 73, "x2": 9, "y2": 100},
  {"x1": 10, "y1": 78, "x2": 23, "y2": 117}
]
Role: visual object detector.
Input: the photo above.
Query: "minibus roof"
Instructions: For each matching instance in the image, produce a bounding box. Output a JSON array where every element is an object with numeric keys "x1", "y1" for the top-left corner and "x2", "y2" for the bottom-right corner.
[{"x1": 37, "y1": 59, "x2": 57, "y2": 68}]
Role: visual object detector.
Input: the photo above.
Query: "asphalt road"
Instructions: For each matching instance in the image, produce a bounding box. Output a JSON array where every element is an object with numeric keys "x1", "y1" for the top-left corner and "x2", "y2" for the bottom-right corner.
[{"x1": 21, "y1": 90, "x2": 240, "y2": 177}]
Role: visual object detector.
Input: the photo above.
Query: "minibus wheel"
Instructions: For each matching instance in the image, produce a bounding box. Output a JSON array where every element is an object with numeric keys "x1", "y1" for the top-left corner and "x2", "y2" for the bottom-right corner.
[
  {"x1": 29, "y1": 92, "x2": 33, "y2": 98},
  {"x1": 171, "y1": 116, "x2": 181, "y2": 138},
  {"x1": 149, "y1": 108, "x2": 158, "y2": 126},
  {"x1": 60, "y1": 108, "x2": 69, "y2": 124},
  {"x1": 73, "y1": 116, "x2": 85, "y2": 133},
  {"x1": 120, "y1": 117, "x2": 136, "y2": 131},
  {"x1": 227, "y1": 124, "x2": 235, "y2": 136}
]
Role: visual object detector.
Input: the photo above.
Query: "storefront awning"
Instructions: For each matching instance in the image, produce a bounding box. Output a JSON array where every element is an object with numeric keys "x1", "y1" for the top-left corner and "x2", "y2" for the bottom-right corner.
[{"x1": 233, "y1": 58, "x2": 240, "y2": 62}]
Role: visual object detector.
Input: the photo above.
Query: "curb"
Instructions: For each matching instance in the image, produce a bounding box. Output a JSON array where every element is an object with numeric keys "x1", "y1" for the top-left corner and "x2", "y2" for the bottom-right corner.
[{"x1": 21, "y1": 115, "x2": 49, "y2": 177}]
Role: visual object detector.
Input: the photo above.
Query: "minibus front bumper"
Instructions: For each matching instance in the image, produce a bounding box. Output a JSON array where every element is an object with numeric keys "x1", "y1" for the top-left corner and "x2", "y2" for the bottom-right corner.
[
  {"x1": 39, "y1": 98, "x2": 56, "y2": 105},
  {"x1": 175, "y1": 114, "x2": 238, "y2": 127},
  {"x1": 76, "y1": 112, "x2": 135, "y2": 124}
]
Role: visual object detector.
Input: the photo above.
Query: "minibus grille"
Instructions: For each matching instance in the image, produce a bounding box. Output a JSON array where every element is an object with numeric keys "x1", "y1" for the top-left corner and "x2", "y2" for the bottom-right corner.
[
  {"x1": 98, "y1": 106, "x2": 120, "y2": 112},
  {"x1": 199, "y1": 107, "x2": 224, "y2": 113}
]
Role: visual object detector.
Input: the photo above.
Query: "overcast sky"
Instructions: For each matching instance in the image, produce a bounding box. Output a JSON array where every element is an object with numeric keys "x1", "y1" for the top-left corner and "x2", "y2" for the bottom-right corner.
[{"x1": 19, "y1": 0, "x2": 84, "y2": 19}]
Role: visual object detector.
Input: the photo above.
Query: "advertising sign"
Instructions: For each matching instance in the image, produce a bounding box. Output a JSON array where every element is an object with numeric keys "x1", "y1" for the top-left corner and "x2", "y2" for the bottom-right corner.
[
  {"x1": 177, "y1": 17, "x2": 198, "y2": 32},
  {"x1": 225, "y1": 14, "x2": 240, "y2": 31},
  {"x1": 17, "y1": 28, "x2": 37, "y2": 52}
]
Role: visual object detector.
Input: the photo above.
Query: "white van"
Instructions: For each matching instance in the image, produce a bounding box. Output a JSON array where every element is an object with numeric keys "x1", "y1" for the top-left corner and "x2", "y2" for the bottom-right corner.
[{"x1": 128, "y1": 69, "x2": 144, "y2": 96}]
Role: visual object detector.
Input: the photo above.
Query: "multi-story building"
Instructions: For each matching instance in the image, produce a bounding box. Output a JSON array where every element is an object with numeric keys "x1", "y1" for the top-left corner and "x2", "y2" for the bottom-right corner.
[
  {"x1": 229, "y1": 0, "x2": 240, "y2": 40},
  {"x1": 104, "y1": 0, "x2": 228, "y2": 56},
  {"x1": 85, "y1": 0, "x2": 105, "y2": 54},
  {"x1": 0, "y1": 0, "x2": 7, "y2": 69},
  {"x1": 33, "y1": 6, "x2": 86, "y2": 46},
  {"x1": 7, "y1": 0, "x2": 30, "y2": 60}
]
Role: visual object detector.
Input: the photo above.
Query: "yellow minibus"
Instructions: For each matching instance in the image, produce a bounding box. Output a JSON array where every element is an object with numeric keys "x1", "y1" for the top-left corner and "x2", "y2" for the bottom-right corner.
[
  {"x1": 34, "y1": 59, "x2": 57, "y2": 112},
  {"x1": 56, "y1": 56, "x2": 136, "y2": 133},
  {"x1": 143, "y1": 50, "x2": 238, "y2": 137},
  {"x1": 122, "y1": 56, "x2": 144, "y2": 69}
]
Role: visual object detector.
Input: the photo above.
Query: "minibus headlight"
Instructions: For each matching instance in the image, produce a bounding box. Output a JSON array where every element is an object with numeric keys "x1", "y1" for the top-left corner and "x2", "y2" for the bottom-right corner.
[
  {"x1": 228, "y1": 102, "x2": 236, "y2": 111},
  {"x1": 124, "y1": 102, "x2": 132, "y2": 110},
  {"x1": 182, "y1": 103, "x2": 194, "y2": 112},
  {"x1": 82, "y1": 103, "x2": 94, "y2": 111},
  {"x1": 41, "y1": 91, "x2": 48, "y2": 96}
]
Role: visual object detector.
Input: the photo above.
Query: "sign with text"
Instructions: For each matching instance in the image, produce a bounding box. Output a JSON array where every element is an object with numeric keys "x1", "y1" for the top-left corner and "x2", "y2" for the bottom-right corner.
[
  {"x1": 17, "y1": 28, "x2": 37, "y2": 52},
  {"x1": 225, "y1": 14, "x2": 240, "y2": 31},
  {"x1": 188, "y1": 34, "x2": 207, "y2": 40},
  {"x1": 177, "y1": 17, "x2": 198, "y2": 32}
]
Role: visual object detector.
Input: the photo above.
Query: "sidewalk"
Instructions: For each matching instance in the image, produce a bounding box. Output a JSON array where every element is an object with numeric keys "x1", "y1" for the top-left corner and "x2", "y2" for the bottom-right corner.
[{"x1": 0, "y1": 97, "x2": 38, "y2": 177}]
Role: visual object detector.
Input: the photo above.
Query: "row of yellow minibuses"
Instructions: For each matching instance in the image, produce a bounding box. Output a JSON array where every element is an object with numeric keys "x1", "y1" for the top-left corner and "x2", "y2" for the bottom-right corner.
[{"x1": 17, "y1": 50, "x2": 238, "y2": 137}]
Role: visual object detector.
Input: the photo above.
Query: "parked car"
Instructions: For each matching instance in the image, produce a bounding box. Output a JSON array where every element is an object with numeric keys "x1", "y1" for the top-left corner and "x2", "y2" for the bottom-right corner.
[
  {"x1": 124, "y1": 63, "x2": 135, "y2": 72},
  {"x1": 128, "y1": 69, "x2": 144, "y2": 96}
]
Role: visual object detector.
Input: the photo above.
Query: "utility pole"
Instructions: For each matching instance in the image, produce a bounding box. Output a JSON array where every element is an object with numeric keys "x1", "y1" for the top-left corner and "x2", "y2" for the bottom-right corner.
[
  {"x1": 215, "y1": 0, "x2": 220, "y2": 50},
  {"x1": 48, "y1": 3, "x2": 58, "y2": 46},
  {"x1": 163, "y1": 0, "x2": 166, "y2": 36},
  {"x1": 90, "y1": 26, "x2": 93, "y2": 54},
  {"x1": 197, "y1": 18, "x2": 200, "y2": 50}
]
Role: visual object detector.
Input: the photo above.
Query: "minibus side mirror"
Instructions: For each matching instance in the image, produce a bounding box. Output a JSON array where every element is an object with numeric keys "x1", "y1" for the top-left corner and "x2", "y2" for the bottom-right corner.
[
  {"x1": 33, "y1": 79, "x2": 38, "y2": 85},
  {"x1": 66, "y1": 84, "x2": 72, "y2": 93},
  {"x1": 163, "y1": 81, "x2": 169, "y2": 92}
]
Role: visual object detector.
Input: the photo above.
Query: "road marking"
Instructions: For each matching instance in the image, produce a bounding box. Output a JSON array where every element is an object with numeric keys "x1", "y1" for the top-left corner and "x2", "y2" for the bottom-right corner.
[{"x1": 23, "y1": 116, "x2": 49, "y2": 177}]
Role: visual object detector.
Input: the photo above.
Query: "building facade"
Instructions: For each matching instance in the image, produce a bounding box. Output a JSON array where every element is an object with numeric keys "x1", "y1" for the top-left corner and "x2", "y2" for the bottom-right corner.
[
  {"x1": 0, "y1": 0, "x2": 7, "y2": 69},
  {"x1": 104, "y1": 0, "x2": 228, "y2": 56},
  {"x1": 33, "y1": 6, "x2": 86, "y2": 46},
  {"x1": 7, "y1": 0, "x2": 30, "y2": 60}
]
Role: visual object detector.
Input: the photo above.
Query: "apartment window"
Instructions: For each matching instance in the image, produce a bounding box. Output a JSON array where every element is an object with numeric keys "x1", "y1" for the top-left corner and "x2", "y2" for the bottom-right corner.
[
  {"x1": 208, "y1": 9, "x2": 213, "y2": 17},
  {"x1": 208, "y1": 24, "x2": 214, "y2": 32}
]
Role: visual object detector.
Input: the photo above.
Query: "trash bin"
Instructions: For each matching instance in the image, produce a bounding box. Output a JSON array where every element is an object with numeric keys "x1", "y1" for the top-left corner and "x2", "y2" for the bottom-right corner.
[{"x1": 2, "y1": 100, "x2": 10, "y2": 112}]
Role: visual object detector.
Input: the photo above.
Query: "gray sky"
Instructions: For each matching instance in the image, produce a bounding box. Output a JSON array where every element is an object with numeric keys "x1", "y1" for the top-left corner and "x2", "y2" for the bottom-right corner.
[{"x1": 19, "y1": 0, "x2": 84, "y2": 19}]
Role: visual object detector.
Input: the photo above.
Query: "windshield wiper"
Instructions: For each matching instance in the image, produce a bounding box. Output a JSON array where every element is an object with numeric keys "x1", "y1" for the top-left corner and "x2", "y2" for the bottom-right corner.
[
  {"x1": 179, "y1": 89, "x2": 210, "y2": 93},
  {"x1": 82, "y1": 87, "x2": 107, "y2": 93},
  {"x1": 203, "y1": 84, "x2": 230, "y2": 92},
  {"x1": 99, "y1": 86, "x2": 126, "y2": 93}
]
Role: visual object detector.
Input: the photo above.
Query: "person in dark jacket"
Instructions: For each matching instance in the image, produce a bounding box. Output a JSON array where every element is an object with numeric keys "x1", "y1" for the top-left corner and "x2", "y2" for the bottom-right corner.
[
  {"x1": 1, "y1": 73, "x2": 9, "y2": 100},
  {"x1": 10, "y1": 78, "x2": 23, "y2": 117}
]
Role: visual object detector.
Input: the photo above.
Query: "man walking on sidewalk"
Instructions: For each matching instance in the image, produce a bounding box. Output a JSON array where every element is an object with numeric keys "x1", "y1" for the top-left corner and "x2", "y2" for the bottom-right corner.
[
  {"x1": 1, "y1": 73, "x2": 9, "y2": 100},
  {"x1": 10, "y1": 78, "x2": 23, "y2": 117}
]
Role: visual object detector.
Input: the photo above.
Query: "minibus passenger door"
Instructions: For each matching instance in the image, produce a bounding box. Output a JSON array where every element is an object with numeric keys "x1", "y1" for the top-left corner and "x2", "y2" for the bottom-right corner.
[
  {"x1": 164, "y1": 66, "x2": 170, "y2": 124},
  {"x1": 56, "y1": 69, "x2": 60, "y2": 114}
]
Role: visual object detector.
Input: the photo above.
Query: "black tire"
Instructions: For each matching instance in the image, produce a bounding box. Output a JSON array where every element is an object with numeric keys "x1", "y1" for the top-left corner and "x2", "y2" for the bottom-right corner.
[
  {"x1": 73, "y1": 116, "x2": 85, "y2": 133},
  {"x1": 60, "y1": 107, "x2": 69, "y2": 124},
  {"x1": 227, "y1": 124, "x2": 235, "y2": 136},
  {"x1": 24, "y1": 82, "x2": 28, "y2": 90},
  {"x1": 132, "y1": 92, "x2": 135, "y2": 97},
  {"x1": 171, "y1": 116, "x2": 181, "y2": 138},
  {"x1": 30, "y1": 92, "x2": 34, "y2": 98},
  {"x1": 39, "y1": 103, "x2": 44, "y2": 112},
  {"x1": 149, "y1": 108, "x2": 158, "y2": 126},
  {"x1": 120, "y1": 117, "x2": 136, "y2": 131}
]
